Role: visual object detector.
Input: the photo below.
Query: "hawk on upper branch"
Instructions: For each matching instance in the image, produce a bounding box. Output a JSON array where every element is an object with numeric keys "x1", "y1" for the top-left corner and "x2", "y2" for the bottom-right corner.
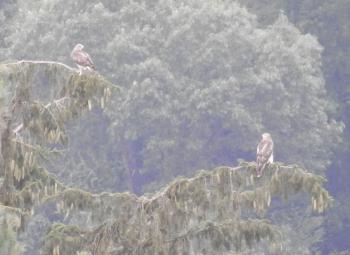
[{"x1": 70, "y1": 43, "x2": 95, "y2": 75}]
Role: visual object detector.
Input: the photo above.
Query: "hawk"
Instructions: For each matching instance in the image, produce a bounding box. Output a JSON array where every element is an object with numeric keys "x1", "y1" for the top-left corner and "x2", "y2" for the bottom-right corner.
[
  {"x1": 256, "y1": 133, "x2": 274, "y2": 177},
  {"x1": 70, "y1": 43, "x2": 95, "y2": 75}
]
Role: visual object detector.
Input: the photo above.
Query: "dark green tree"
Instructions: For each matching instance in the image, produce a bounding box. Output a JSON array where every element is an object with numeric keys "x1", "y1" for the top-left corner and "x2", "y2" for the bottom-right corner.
[
  {"x1": 1, "y1": 0, "x2": 342, "y2": 193},
  {"x1": 39, "y1": 163, "x2": 331, "y2": 255},
  {"x1": 0, "y1": 61, "x2": 114, "y2": 253},
  {"x1": 0, "y1": 1, "x2": 345, "y2": 254},
  {"x1": 231, "y1": 1, "x2": 350, "y2": 253}
]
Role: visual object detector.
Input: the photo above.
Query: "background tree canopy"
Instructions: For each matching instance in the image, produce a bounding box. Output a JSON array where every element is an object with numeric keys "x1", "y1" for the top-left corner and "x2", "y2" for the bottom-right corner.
[
  {"x1": 1, "y1": 0, "x2": 343, "y2": 193},
  {"x1": 0, "y1": 0, "x2": 349, "y2": 254}
]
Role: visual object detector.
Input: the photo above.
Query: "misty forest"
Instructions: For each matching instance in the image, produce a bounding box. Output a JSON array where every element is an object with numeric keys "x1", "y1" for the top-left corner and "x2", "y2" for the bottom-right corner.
[{"x1": 0, "y1": 0, "x2": 349, "y2": 254}]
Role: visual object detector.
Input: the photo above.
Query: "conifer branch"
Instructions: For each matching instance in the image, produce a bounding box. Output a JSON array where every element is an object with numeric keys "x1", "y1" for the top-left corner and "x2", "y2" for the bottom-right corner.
[{"x1": 3, "y1": 60, "x2": 76, "y2": 72}]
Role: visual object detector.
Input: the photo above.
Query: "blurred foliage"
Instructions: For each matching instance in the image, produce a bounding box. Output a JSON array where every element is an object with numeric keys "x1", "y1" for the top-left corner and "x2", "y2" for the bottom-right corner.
[
  {"x1": 0, "y1": 0, "x2": 342, "y2": 194},
  {"x1": 0, "y1": 62, "x2": 114, "y2": 209},
  {"x1": 0, "y1": 0, "x2": 348, "y2": 254},
  {"x1": 237, "y1": 0, "x2": 350, "y2": 185},
  {"x1": 0, "y1": 61, "x2": 116, "y2": 254},
  {"x1": 233, "y1": 0, "x2": 350, "y2": 253},
  {"x1": 0, "y1": 219, "x2": 23, "y2": 255},
  {"x1": 41, "y1": 163, "x2": 330, "y2": 255},
  {"x1": 0, "y1": 205, "x2": 24, "y2": 255}
]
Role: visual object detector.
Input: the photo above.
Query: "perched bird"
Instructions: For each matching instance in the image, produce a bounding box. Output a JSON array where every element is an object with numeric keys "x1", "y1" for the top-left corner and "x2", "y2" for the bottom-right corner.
[
  {"x1": 256, "y1": 133, "x2": 274, "y2": 177},
  {"x1": 70, "y1": 43, "x2": 95, "y2": 75}
]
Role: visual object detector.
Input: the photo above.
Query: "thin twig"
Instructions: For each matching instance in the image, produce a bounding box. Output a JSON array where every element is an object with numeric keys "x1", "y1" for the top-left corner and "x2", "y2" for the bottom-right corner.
[
  {"x1": 11, "y1": 138, "x2": 66, "y2": 155},
  {"x1": 11, "y1": 138, "x2": 38, "y2": 150},
  {"x1": 11, "y1": 96, "x2": 70, "y2": 134},
  {"x1": 13, "y1": 123, "x2": 23, "y2": 134},
  {"x1": 45, "y1": 96, "x2": 70, "y2": 109}
]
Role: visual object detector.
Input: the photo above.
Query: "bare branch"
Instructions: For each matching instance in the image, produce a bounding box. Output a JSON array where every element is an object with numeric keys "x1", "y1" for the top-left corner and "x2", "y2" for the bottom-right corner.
[
  {"x1": 2, "y1": 60, "x2": 76, "y2": 72},
  {"x1": 13, "y1": 123, "x2": 23, "y2": 134},
  {"x1": 11, "y1": 96, "x2": 70, "y2": 135}
]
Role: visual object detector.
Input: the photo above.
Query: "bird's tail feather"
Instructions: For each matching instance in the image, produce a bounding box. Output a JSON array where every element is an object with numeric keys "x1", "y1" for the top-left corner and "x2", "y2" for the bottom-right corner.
[{"x1": 256, "y1": 163, "x2": 265, "y2": 178}]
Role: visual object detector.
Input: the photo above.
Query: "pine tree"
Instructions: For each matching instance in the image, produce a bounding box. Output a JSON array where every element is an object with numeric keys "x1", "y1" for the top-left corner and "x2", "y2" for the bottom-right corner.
[
  {"x1": 0, "y1": 61, "x2": 114, "y2": 253},
  {"x1": 0, "y1": 61, "x2": 332, "y2": 255},
  {"x1": 40, "y1": 163, "x2": 331, "y2": 255}
]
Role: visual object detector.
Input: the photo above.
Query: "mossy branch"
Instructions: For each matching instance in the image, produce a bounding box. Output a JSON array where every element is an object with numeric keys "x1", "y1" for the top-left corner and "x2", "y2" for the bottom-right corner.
[
  {"x1": 3, "y1": 60, "x2": 75, "y2": 72},
  {"x1": 0, "y1": 61, "x2": 332, "y2": 255},
  {"x1": 0, "y1": 61, "x2": 117, "y2": 215},
  {"x1": 42, "y1": 162, "x2": 331, "y2": 255}
]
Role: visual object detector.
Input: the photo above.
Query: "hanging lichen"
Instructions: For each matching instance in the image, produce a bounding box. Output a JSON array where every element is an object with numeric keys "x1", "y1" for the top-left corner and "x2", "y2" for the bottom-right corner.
[
  {"x1": 0, "y1": 205, "x2": 25, "y2": 254},
  {"x1": 40, "y1": 163, "x2": 330, "y2": 255},
  {"x1": 0, "y1": 61, "x2": 118, "y2": 252},
  {"x1": 0, "y1": 60, "x2": 117, "y2": 203},
  {"x1": 43, "y1": 223, "x2": 84, "y2": 255},
  {"x1": 0, "y1": 61, "x2": 332, "y2": 255}
]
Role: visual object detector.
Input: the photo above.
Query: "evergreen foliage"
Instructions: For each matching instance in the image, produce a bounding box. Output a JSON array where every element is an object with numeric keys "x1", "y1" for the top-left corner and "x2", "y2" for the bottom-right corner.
[
  {"x1": 0, "y1": 61, "x2": 116, "y2": 253},
  {"x1": 0, "y1": 0, "x2": 347, "y2": 254},
  {"x1": 40, "y1": 163, "x2": 330, "y2": 255},
  {"x1": 233, "y1": 1, "x2": 350, "y2": 252},
  {"x1": 0, "y1": 61, "x2": 114, "y2": 210},
  {"x1": 0, "y1": 1, "x2": 343, "y2": 195},
  {"x1": 0, "y1": 59, "x2": 333, "y2": 253},
  {"x1": 0, "y1": 205, "x2": 24, "y2": 255}
]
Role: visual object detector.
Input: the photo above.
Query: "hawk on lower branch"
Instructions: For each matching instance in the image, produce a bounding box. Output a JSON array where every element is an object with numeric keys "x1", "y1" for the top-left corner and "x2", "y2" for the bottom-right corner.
[
  {"x1": 70, "y1": 43, "x2": 95, "y2": 75},
  {"x1": 256, "y1": 133, "x2": 274, "y2": 177}
]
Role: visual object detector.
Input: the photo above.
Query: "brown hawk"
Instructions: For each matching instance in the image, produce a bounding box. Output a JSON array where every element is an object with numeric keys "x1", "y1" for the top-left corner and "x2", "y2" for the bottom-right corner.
[
  {"x1": 256, "y1": 133, "x2": 274, "y2": 177},
  {"x1": 70, "y1": 43, "x2": 95, "y2": 75}
]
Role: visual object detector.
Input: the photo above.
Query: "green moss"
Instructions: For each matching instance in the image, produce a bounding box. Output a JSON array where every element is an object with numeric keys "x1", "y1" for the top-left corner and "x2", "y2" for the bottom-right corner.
[
  {"x1": 35, "y1": 162, "x2": 330, "y2": 254},
  {"x1": 43, "y1": 223, "x2": 84, "y2": 255},
  {"x1": 61, "y1": 188, "x2": 94, "y2": 210},
  {"x1": 0, "y1": 62, "x2": 333, "y2": 253}
]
